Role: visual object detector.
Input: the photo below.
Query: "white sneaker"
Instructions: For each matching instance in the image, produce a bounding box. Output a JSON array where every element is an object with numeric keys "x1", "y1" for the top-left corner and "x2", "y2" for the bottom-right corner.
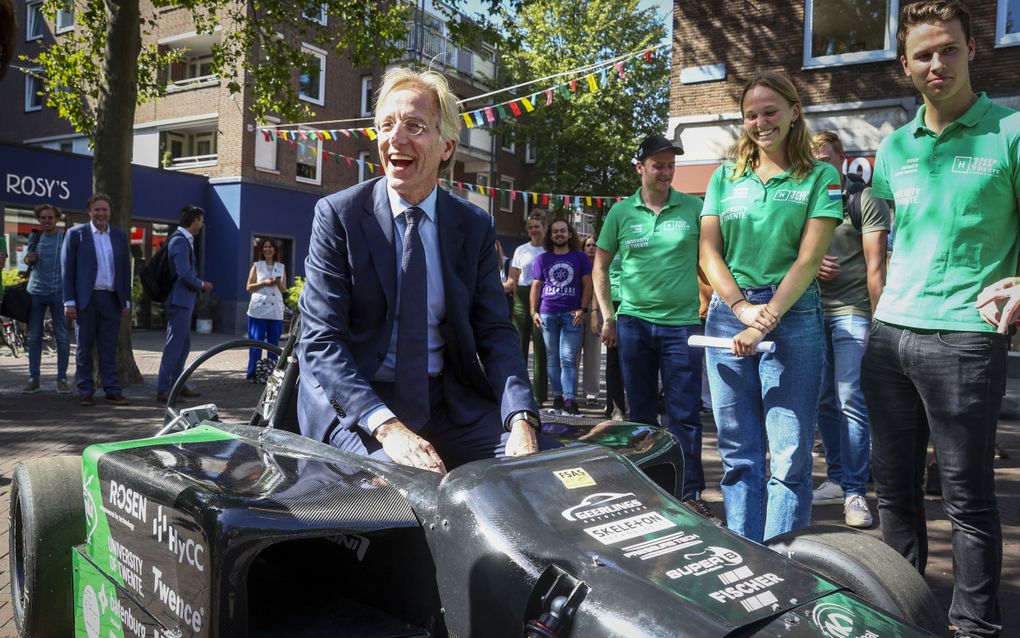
[
  {"x1": 812, "y1": 479, "x2": 844, "y2": 505},
  {"x1": 843, "y1": 494, "x2": 874, "y2": 528}
]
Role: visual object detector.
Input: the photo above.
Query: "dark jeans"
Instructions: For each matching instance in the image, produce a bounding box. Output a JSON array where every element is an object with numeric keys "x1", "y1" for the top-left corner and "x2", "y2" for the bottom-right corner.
[
  {"x1": 861, "y1": 321, "x2": 1004, "y2": 638},
  {"x1": 616, "y1": 314, "x2": 703, "y2": 500},
  {"x1": 511, "y1": 286, "x2": 547, "y2": 403},
  {"x1": 605, "y1": 301, "x2": 626, "y2": 416}
]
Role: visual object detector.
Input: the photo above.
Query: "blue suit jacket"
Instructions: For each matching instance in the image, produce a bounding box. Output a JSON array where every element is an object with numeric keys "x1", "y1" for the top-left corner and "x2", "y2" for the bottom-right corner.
[
  {"x1": 61, "y1": 223, "x2": 131, "y2": 311},
  {"x1": 166, "y1": 231, "x2": 203, "y2": 309},
  {"x1": 297, "y1": 177, "x2": 537, "y2": 444}
]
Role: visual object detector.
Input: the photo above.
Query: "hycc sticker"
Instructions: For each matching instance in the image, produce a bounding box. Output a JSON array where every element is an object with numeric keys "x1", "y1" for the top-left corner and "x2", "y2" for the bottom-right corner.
[
  {"x1": 554, "y1": 468, "x2": 596, "y2": 489},
  {"x1": 561, "y1": 492, "x2": 643, "y2": 522},
  {"x1": 584, "y1": 511, "x2": 675, "y2": 545}
]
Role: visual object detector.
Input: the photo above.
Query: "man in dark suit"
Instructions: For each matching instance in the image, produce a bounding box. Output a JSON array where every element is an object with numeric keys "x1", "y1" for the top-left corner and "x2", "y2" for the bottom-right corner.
[
  {"x1": 298, "y1": 67, "x2": 550, "y2": 473},
  {"x1": 62, "y1": 193, "x2": 132, "y2": 406},
  {"x1": 156, "y1": 205, "x2": 214, "y2": 402}
]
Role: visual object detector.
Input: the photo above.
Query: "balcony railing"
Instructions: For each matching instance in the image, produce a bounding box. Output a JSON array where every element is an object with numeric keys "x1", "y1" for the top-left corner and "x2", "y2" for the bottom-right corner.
[
  {"x1": 167, "y1": 153, "x2": 217, "y2": 168},
  {"x1": 167, "y1": 74, "x2": 219, "y2": 92}
]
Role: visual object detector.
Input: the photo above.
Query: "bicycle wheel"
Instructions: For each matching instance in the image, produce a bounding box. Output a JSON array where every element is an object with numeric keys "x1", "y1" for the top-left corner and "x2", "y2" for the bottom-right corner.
[{"x1": 3, "y1": 324, "x2": 19, "y2": 357}]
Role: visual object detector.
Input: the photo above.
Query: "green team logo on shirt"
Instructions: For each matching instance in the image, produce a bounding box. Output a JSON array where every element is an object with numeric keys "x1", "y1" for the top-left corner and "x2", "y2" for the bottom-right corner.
[
  {"x1": 952, "y1": 156, "x2": 1003, "y2": 176},
  {"x1": 773, "y1": 189, "x2": 810, "y2": 203},
  {"x1": 893, "y1": 157, "x2": 920, "y2": 177},
  {"x1": 659, "y1": 220, "x2": 692, "y2": 232}
]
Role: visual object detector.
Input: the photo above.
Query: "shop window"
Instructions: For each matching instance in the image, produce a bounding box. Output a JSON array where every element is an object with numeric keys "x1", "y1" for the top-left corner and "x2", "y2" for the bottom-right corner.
[
  {"x1": 997, "y1": 0, "x2": 1020, "y2": 47},
  {"x1": 803, "y1": 0, "x2": 898, "y2": 68},
  {"x1": 296, "y1": 132, "x2": 322, "y2": 184},
  {"x1": 26, "y1": 2, "x2": 44, "y2": 40},
  {"x1": 299, "y1": 45, "x2": 325, "y2": 106}
]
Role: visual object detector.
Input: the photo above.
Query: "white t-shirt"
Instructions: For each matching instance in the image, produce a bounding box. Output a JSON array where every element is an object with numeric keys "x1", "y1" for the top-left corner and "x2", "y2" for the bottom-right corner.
[
  {"x1": 511, "y1": 242, "x2": 545, "y2": 286},
  {"x1": 246, "y1": 260, "x2": 286, "y2": 320}
]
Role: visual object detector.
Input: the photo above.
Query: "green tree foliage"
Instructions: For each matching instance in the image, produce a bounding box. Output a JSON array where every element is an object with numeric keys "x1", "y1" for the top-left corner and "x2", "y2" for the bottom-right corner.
[{"x1": 493, "y1": 0, "x2": 669, "y2": 209}]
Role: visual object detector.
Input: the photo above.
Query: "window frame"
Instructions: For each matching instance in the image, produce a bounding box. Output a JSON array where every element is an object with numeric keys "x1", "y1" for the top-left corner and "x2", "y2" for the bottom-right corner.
[
  {"x1": 295, "y1": 129, "x2": 323, "y2": 185},
  {"x1": 298, "y1": 44, "x2": 326, "y2": 106},
  {"x1": 525, "y1": 142, "x2": 537, "y2": 164},
  {"x1": 357, "y1": 151, "x2": 371, "y2": 183},
  {"x1": 303, "y1": 4, "x2": 327, "y2": 25},
  {"x1": 499, "y1": 176, "x2": 514, "y2": 213},
  {"x1": 26, "y1": 2, "x2": 44, "y2": 41},
  {"x1": 360, "y1": 75, "x2": 374, "y2": 117},
  {"x1": 55, "y1": 2, "x2": 75, "y2": 34},
  {"x1": 501, "y1": 135, "x2": 515, "y2": 154},
  {"x1": 996, "y1": 0, "x2": 1020, "y2": 47},
  {"x1": 25, "y1": 71, "x2": 43, "y2": 112},
  {"x1": 802, "y1": 0, "x2": 899, "y2": 68},
  {"x1": 254, "y1": 116, "x2": 279, "y2": 173}
]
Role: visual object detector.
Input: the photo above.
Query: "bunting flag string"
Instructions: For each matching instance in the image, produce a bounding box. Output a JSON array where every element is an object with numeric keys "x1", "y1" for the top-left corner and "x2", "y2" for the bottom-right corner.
[{"x1": 257, "y1": 46, "x2": 659, "y2": 138}]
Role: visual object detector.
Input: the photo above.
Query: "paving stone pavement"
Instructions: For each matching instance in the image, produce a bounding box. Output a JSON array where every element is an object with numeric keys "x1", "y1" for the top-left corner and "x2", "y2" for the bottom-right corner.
[{"x1": 0, "y1": 329, "x2": 1017, "y2": 636}]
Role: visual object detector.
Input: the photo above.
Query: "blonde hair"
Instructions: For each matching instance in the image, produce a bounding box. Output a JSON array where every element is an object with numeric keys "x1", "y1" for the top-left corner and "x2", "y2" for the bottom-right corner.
[
  {"x1": 811, "y1": 130, "x2": 845, "y2": 156},
  {"x1": 730, "y1": 71, "x2": 815, "y2": 181},
  {"x1": 374, "y1": 67, "x2": 461, "y2": 171}
]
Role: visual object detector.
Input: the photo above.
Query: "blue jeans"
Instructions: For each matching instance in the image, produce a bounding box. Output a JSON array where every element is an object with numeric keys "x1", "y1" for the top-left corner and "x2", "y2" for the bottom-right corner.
[
  {"x1": 616, "y1": 314, "x2": 703, "y2": 499},
  {"x1": 817, "y1": 313, "x2": 871, "y2": 496},
  {"x1": 28, "y1": 291, "x2": 69, "y2": 381},
  {"x1": 705, "y1": 282, "x2": 825, "y2": 542},
  {"x1": 539, "y1": 311, "x2": 582, "y2": 401},
  {"x1": 247, "y1": 316, "x2": 283, "y2": 378},
  {"x1": 861, "y1": 321, "x2": 1004, "y2": 638}
]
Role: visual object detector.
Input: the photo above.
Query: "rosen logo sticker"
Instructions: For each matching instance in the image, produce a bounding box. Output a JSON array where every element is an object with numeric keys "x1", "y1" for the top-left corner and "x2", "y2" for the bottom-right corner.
[{"x1": 554, "y1": 468, "x2": 596, "y2": 489}]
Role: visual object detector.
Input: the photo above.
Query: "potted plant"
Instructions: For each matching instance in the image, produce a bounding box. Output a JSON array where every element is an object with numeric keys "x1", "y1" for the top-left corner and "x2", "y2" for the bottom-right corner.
[{"x1": 194, "y1": 292, "x2": 218, "y2": 334}]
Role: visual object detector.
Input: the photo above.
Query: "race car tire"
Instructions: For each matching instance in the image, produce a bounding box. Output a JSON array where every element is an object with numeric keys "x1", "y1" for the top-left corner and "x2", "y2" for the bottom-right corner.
[
  {"x1": 767, "y1": 525, "x2": 943, "y2": 634},
  {"x1": 8, "y1": 455, "x2": 85, "y2": 637}
]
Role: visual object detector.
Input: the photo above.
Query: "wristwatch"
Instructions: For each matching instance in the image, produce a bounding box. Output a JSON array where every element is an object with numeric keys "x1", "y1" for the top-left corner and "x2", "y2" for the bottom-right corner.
[{"x1": 507, "y1": 410, "x2": 540, "y2": 432}]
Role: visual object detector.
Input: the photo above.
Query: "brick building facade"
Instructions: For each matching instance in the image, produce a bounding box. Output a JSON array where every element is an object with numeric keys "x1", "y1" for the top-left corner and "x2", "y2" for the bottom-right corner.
[{"x1": 669, "y1": 0, "x2": 1020, "y2": 194}]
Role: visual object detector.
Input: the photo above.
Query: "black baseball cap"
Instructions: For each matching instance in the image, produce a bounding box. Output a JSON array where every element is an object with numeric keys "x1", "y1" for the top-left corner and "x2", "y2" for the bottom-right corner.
[{"x1": 635, "y1": 134, "x2": 684, "y2": 162}]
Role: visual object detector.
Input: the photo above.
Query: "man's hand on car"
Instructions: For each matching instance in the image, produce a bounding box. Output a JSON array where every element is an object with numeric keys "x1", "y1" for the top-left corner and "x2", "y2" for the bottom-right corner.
[
  {"x1": 375, "y1": 419, "x2": 447, "y2": 474},
  {"x1": 505, "y1": 419, "x2": 539, "y2": 457}
]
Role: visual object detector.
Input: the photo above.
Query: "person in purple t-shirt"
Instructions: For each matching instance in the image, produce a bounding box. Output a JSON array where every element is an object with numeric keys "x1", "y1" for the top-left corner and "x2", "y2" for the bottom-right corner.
[{"x1": 530, "y1": 218, "x2": 592, "y2": 415}]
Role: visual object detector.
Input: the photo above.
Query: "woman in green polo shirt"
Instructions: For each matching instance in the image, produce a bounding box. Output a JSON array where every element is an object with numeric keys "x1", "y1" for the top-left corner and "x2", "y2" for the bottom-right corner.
[{"x1": 699, "y1": 71, "x2": 842, "y2": 543}]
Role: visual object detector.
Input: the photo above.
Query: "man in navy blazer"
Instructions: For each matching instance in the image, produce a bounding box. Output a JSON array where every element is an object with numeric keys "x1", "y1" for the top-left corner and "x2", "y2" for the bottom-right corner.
[
  {"x1": 62, "y1": 193, "x2": 132, "y2": 405},
  {"x1": 157, "y1": 205, "x2": 214, "y2": 402},
  {"x1": 298, "y1": 67, "x2": 550, "y2": 473}
]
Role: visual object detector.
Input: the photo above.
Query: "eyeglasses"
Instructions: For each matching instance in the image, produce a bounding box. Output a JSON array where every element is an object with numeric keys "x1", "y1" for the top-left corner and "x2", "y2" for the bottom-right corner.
[{"x1": 377, "y1": 119, "x2": 430, "y2": 138}]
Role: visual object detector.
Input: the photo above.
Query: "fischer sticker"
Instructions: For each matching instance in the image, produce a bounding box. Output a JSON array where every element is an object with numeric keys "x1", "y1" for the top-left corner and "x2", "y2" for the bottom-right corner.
[
  {"x1": 665, "y1": 546, "x2": 744, "y2": 579},
  {"x1": 584, "y1": 511, "x2": 676, "y2": 545},
  {"x1": 622, "y1": 531, "x2": 701, "y2": 560},
  {"x1": 561, "y1": 492, "x2": 643, "y2": 522},
  {"x1": 708, "y1": 573, "x2": 784, "y2": 605},
  {"x1": 554, "y1": 467, "x2": 596, "y2": 489}
]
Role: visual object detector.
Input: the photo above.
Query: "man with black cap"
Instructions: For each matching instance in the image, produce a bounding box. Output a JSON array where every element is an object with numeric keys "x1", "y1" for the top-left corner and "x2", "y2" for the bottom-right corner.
[{"x1": 593, "y1": 134, "x2": 718, "y2": 522}]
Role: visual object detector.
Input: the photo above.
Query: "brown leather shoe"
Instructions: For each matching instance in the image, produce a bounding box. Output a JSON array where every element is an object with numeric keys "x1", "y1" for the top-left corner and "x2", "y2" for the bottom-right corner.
[
  {"x1": 180, "y1": 387, "x2": 201, "y2": 398},
  {"x1": 79, "y1": 394, "x2": 95, "y2": 407},
  {"x1": 105, "y1": 394, "x2": 130, "y2": 406}
]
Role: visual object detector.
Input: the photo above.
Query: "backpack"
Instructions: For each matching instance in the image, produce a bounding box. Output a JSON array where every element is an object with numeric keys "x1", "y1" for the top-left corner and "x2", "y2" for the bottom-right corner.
[
  {"x1": 140, "y1": 232, "x2": 179, "y2": 302},
  {"x1": 843, "y1": 172, "x2": 866, "y2": 233}
]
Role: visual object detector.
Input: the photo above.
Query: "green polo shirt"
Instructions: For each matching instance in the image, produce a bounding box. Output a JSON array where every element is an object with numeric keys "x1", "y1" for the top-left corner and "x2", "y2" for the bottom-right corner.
[
  {"x1": 872, "y1": 93, "x2": 1020, "y2": 332},
  {"x1": 597, "y1": 187, "x2": 701, "y2": 325},
  {"x1": 701, "y1": 161, "x2": 843, "y2": 288}
]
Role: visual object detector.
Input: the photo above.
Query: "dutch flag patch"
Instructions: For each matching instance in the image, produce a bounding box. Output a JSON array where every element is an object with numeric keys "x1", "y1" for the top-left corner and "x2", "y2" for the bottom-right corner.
[{"x1": 827, "y1": 185, "x2": 842, "y2": 201}]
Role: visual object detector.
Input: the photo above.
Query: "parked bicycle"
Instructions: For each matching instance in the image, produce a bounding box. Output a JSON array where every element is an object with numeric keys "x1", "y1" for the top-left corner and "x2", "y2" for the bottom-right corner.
[{"x1": 1, "y1": 315, "x2": 27, "y2": 357}]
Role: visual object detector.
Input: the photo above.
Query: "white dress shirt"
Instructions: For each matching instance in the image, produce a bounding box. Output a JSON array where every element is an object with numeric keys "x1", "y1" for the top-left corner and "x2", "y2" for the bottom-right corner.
[{"x1": 91, "y1": 222, "x2": 116, "y2": 291}]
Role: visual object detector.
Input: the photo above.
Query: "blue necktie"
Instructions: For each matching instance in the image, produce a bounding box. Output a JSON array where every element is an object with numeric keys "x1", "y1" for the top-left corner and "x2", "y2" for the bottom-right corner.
[{"x1": 393, "y1": 207, "x2": 430, "y2": 428}]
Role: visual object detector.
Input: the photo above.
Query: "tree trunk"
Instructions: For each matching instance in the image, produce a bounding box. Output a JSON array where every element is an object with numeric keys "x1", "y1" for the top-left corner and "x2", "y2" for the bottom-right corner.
[{"x1": 93, "y1": 0, "x2": 143, "y2": 384}]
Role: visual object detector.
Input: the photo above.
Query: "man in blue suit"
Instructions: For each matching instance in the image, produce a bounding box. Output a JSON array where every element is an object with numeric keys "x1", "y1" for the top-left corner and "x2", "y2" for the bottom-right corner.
[
  {"x1": 62, "y1": 193, "x2": 132, "y2": 406},
  {"x1": 298, "y1": 67, "x2": 552, "y2": 473},
  {"x1": 156, "y1": 205, "x2": 214, "y2": 403}
]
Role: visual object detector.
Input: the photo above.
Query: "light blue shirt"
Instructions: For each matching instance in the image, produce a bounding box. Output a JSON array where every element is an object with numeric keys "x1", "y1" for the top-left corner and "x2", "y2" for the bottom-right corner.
[
  {"x1": 26, "y1": 231, "x2": 64, "y2": 296},
  {"x1": 91, "y1": 222, "x2": 116, "y2": 291},
  {"x1": 362, "y1": 185, "x2": 447, "y2": 434}
]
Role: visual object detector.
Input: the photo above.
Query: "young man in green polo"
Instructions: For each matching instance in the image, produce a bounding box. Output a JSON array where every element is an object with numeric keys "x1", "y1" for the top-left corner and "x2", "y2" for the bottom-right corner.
[
  {"x1": 593, "y1": 134, "x2": 718, "y2": 522},
  {"x1": 861, "y1": 2, "x2": 1019, "y2": 636}
]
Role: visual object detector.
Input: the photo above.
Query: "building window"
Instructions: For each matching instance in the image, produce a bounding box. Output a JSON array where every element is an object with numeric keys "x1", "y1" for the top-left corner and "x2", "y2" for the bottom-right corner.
[
  {"x1": 525, "y1": 142, "x2": 537, "y2": 164},
  {"x1": 501, "y1": 134, "x2": 515, "y2": 154},
  {"x1": 357, "y1": 151, "x2": 371, "y2": 182},
  {"x1": 360, "y1": 75, "x2": 373, "y2": 117},
  {"x1": 56, "y1": 2, "x2": 75, "y2": 33},
  {"x1": 499, "y1": 176, "x2": 514, "y2": 213},
  {"x1": 803, "y1": 0, "x2": 898, "y2": 68},
  {"x1": 160, "y1": 129, "x2": 218, "y2": 167},
  {"x1": 25, "y1": 72, "x2": 43, "y2": 112},
  {"x1": 296, "y1": 132, "x2": 322, "y2": 184},
  {"x1": 299, "y1": 44, "x2": 326, "y2": 106},
  {"x1": 997, "y1": 0, "x2": 1020, "y2": 47},
  {"x1": 303, "y1": 4, "x2": 326, "y2": 25},
  {"x1": 255, "y1": 118, "x2": 278, "y2": 172},
  {"x1": 26, "y1": 2, "x2": 44, "y2": 40},
  {"x1": 477, "y1": 173, "x2": 490, "y2": 189}
]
